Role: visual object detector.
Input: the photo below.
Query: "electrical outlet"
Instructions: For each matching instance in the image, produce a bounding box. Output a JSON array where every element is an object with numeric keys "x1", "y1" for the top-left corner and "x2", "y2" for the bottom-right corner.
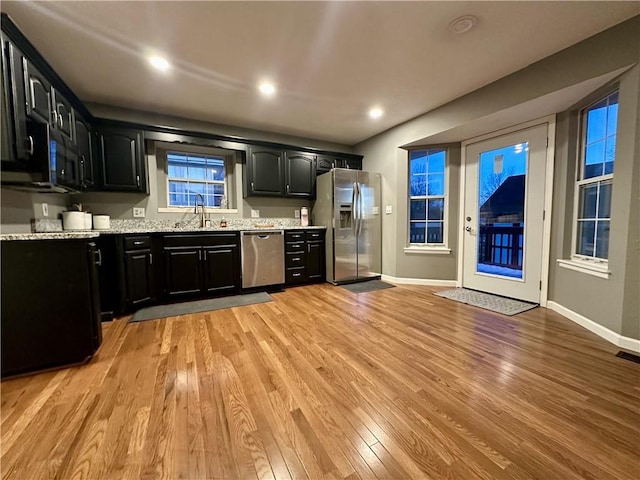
[
  {"x1": 133, "y1": 207, "x2": 146, "y2": 218},
  {"x1": 41, "y1": 203, "x2": 49, "y2": 217},
  {"x1": 294, "y1": 209, "x2": 300, "y2": 219},
  {"x1": 251, "y1": 209, "x2": 260, "y2": 218},
  {"x1": 385, "y1": 205, "x2": 393, "y2": 214}
]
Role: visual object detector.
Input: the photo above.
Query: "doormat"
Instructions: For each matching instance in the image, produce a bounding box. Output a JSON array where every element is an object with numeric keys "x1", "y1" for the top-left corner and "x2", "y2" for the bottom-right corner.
[
  {"x1": 434, "y1": 288, "x2": 537, "y2": 316},
  {"x1": 339, "y1": 279, "x2": 395, "y2": 293},
  {"x1": 130, "y1": 292, "x2": 273, "y2": 323},
  {"x1": 616, "y1": 351, "x2": 640, "y2": 364}
]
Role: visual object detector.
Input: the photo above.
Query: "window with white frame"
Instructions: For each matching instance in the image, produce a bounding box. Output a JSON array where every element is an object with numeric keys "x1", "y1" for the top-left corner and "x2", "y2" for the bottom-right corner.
[
  {"x1": 409, "y1": 149, "x2": 446, "y2": 245},
  {"x1": 574, "y1": 90, "x2": 617, "y2": 261},
  {"x1": 167, "y1": 152, "x2": 227, "y2": 208}
]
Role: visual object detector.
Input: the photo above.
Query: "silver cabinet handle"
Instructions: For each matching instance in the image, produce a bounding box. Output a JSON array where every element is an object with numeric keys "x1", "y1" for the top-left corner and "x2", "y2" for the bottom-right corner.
[
  {"x1": 292, "y1": 257, "x2": 300, "y2": 261},
  {"x1": 203, "y1": 250, "x2": 207, "y2": 261},
  {"x1": 251, "y1": 182, "x2": 254, "y2": 190},
  {"x1": 26, "y1": 136, "x2": 34, "y2": 155},
  {"x1": 136, "y1": 175, "x2": 140, "y2": 187},
  {"x1": 198, "y1": 250, "x2": 202, "y2": 261},
  {"x1": 133, "y1": 241, "x2": 144, "y2": 245},
  {"x1": 95, "y1": 249, "x2": 102, "y2": 266},
  {"x1": 59, "y1": 114, "x2": 63, "y2": 129},
  {"x1": 149, "y1": 253, "x2": 153, "y2": 265},
  {"x1": 52, "y1": 111, "x2": 58, "y2": 126},
  {"x1": 286, "y1": 184, "x2": 290, "y2": 194}
]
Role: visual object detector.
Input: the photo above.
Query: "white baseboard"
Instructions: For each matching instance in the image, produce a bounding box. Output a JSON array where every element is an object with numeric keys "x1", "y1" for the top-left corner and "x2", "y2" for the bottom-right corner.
[
  {"x1": 381, "y1": 275, "x2": 457, "y2": 287},
  {"x1": 547, "y1": 301, "x2": 640, "y2": 353}
]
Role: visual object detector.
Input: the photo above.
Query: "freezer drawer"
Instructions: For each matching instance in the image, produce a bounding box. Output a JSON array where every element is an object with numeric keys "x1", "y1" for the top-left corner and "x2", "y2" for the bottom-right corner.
[{"x1": 241, "y1": 230, "x2": 285, "y2": 289}]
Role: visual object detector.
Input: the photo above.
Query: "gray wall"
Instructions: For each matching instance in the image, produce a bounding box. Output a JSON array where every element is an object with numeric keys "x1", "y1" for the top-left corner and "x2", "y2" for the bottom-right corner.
[
  {"x1": 355, "y1": 17, "x2": 639, "y2": 338},
  {"x1": 549, "y1": 66, "x2": 640, "y2": 336},
  {"x1": 0, "y1": 188, "x2": 68, "y2": 233}
]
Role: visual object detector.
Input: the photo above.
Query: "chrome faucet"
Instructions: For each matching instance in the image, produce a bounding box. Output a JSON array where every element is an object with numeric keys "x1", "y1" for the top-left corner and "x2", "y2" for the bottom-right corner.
[{"x1": 194, "y1": 193, "x2": 206, "y2": 227}]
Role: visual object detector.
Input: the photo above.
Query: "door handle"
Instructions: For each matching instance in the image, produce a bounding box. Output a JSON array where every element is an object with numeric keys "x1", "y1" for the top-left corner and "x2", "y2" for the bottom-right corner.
[
  {"x1": 95, "y1": 249, "x2": 102, "y2": 266},
  {"x1": 26, "y1": 136, "x2": 34, "y2": 155},
  {"x1": 149, "y1": 253, "x2": 153, "y2": 265}
]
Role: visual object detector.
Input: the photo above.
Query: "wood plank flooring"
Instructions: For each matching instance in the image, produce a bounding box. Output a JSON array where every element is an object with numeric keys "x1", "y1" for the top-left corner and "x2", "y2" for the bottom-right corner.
[{"x1": 2, "y1": 283, "x2": 639, "y2": 479}]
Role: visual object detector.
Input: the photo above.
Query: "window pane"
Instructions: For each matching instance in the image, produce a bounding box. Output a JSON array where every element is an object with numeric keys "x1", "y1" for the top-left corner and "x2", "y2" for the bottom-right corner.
[
  {"x1": 168, "y1": 165, "x2": 187, "y2": 178},
  {"x1": 584, "y1": 140, "x2": 605, "y2": 178},
  {"x1": 586, "y1": 101, "x2": 607, "y2": 144},
  {"x1": 410, "y1": 151, "x2": 427, "y2": 175},
  {"x1": 206, "y1": 183, "x2": 225, "y2": 196},
  {"x1": 187, "y1": 166, "x2": 206, "y2": 180},
  {"x1": 598, "y1": 181, "x2": 612, "y2": 218},
  {"x1": 410, "y1": 174, "x2": 427, "y2": 196},
  {"x1": 578, "y1": 184, "x2": 598, "y2": 219},
  {"x1": 427, "y1": 222, "x2": 443, "y2": 243},
  {"x1": 188, "y1": 182, "x2": 205, "y2": 194},
  {"x1": 410, "y1": 200, "x2": 426, "y2": 220},
  {"x1": 577, "y1": 220, "x2": 596, "y2": 256},
  {"x1": 427, "y1": 173, "x2": 445, "y2": 195},
  {"x1": 596, "y1": 220, "x2": 610, "y2": 259},
  {"x1": 607, "y1": 93, "x2": 619, "y2": 136},
  {"x1": 206, "y1": 164, "x2": 225, "y2": 181},
  {"x1": 427, "y1": 150, "x2": 445, "y2": 173},
  {"x1": 604, "y1": 135, "x2": 616, "y2": 174},
  {"x1": 169, "y1": 192, "x2": 188, "y2": 206},
  {"x1": 168, "y1": 180, "x2": 187, "y2": 194},
  {"x1": 427, "y1": 199, "x2": 444, "y2": 220},
  {"x1": 410, "y1": 222, "x2": 426, "y2": 243}
]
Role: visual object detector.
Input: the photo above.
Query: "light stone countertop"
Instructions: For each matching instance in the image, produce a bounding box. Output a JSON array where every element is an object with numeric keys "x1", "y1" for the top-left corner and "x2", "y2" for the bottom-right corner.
[{"x1": 0, "y1": 225, "x2": 326, "y2": 241}]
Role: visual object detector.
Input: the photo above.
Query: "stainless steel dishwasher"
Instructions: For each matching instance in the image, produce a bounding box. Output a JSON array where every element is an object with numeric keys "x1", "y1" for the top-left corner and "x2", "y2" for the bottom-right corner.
[{"x1": 241, "y1": 230, "x2": 285, "y2": 288}]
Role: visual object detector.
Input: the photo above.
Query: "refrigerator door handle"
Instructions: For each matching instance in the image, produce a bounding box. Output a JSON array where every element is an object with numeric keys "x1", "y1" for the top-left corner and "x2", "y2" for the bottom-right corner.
[
  {"x1": 351, "y1": 182, "x2": 358, "y2": 235},
  {"x1": 356, "y1": 182, "x2": 362, "y2": 237}
]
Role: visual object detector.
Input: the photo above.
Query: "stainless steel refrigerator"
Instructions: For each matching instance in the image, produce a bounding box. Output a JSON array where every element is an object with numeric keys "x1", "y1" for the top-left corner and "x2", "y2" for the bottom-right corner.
[{"x1": 312, "y1": 168, "x2": 381, "y2": 284}]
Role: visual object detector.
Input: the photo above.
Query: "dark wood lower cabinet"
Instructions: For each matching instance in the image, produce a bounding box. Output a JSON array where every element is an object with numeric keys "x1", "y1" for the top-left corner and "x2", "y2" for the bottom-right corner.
[
  {"x1": 162, "y1": 233, "x2": 241, "y2": 299},
  {"x1": 124, "y1": 250, "x2": 154, "y2": 307},
  {"x1": 285, "y1": 229, "x2": 326, "y2": 286},
  {"x1": 164, "y1": 248, "x2": 202, "y2": 297},
  {"x1": 203, "y1": 247, "x2": 239, "y2": 294}
]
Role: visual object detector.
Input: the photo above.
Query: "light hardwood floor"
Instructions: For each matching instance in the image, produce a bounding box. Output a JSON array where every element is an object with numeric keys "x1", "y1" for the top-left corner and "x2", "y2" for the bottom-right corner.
[{"x1": 2, "y1": 284, "x2": 639, "y2": 480}]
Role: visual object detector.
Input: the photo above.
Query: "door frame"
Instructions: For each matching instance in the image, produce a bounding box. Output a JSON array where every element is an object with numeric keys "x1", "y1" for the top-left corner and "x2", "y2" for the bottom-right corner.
[{"x1": 456, "y1": 115, "x2": 556, "y2": 307}]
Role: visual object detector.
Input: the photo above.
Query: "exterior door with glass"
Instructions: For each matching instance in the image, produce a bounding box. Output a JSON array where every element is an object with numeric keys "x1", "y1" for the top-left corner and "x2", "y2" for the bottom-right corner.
[{"x1": 462, "y1": 124, "x2": 548, "y2": 303}]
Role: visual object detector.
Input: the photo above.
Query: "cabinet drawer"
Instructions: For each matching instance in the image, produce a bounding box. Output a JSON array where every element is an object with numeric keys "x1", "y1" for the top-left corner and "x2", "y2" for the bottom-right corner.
[
  {"x1": 123, "y1": 236, "x2": 151, "y2": 251},
  {"x1": 285, "y1": 231, "x2": 305, "y2": 241},
  {"x1": 286, "y1": 267, "x2": 306, "y2": 284},
  {"x1": 285, "y1": 242, "x2": 305, "y2": 254},
  {"x1": 164, "y1": 233, "x2": 239, "y2": 248},
  {"x1": 285, "y1": 252, "x2": 306, "y2": 268},
  {"x1": 305, "y1": 230, "x2": 325, "y2": 241}
]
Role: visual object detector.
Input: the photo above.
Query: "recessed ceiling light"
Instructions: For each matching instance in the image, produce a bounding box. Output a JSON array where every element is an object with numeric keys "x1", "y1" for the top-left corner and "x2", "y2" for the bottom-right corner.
[
  {"x1": 449, "y1": 15, "x2": 478, "y2": 35},
  {"x1": 149, "y1": 55, "x2": 170, "y2": 72},
  {"x1": 369, "y1": 107, "x2": 383, "y2": 119},
  {"x1": 258, "y1": 82, "x2": 276, "y2": 96}
]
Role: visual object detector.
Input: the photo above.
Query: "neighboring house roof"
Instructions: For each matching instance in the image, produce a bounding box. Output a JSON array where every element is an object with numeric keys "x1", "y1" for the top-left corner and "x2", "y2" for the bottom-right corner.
[{"x1": 480, "y1": 174, "x2": 526, "y2": 222}]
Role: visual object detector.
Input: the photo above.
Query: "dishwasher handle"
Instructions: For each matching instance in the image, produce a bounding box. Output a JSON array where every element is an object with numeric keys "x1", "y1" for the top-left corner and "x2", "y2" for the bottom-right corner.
[{"x1": 241, "y1": 230, "x2": 284, "y2": 237}]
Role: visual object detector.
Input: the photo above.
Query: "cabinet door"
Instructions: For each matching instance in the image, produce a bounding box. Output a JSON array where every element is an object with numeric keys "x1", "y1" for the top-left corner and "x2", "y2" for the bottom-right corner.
[
  {"x1": 98, "y1": 128, "x2": 146, "y2": 192},
  {"x1": 202, "y1": 246, "x2": 239, "y2": 294},
  {"x1": 124, "y1": 250, "x2": 153, "y2": 308},
  {"x1": 75, "y1": 116, "x2": 95, "y2": 188},
  {"x1": 285, "y1": 153, "x2": 315, "y2": 197},
  {"x1": 51, "y1": 88, "x2": 74, "y2": 142},
  {"x1": 164, "y1": 248, "x2": 202, "y2": 296},
  {"x1": 306, "y1": 241, "x2": 325, "y2": 281},
  {"x1": 246, "y1": 148, "x2": 284, "y2": 196},
  {"x1": 23, "y1": 59, "x2": 52, "y2": 125},
  {"x1": 1, "y1": 39, "x2": 29, "y2": 162}
]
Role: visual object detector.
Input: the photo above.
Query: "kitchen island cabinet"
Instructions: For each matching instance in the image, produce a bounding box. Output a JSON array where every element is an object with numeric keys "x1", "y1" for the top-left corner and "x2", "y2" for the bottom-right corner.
[{"x1": 0, "y1": 238, "x2": 102, "y2": 377}]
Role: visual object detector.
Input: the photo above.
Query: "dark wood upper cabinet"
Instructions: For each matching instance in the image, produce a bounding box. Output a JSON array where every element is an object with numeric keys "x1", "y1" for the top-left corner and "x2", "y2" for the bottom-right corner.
[
  {"x1": 245, "y1": 147, "x2": 284, "y2": 196},
  {"x1": 1, "y1": 37, "x2": 29, "y2": 162},
  {"x1": 23, "y1": 58, "x2": 52, "y2": 126},
  {"x1": 285, "y1": 153, "x2": 315, "y2": 197},
  {"x1": 75, "y1": 115, "x2": 95, "y2": 189},
  {"x1": 51, "y1": 88, "x2": 74, "y2": 142},
  {"x1": 98, "y1": 127, "x2": 147, "y2": 193}
]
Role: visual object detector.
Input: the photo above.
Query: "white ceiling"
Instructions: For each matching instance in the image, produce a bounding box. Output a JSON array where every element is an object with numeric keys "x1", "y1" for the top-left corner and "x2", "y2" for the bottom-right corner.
[{"x1": 2, "y1": 1, "x2": 638, "y2": 145}]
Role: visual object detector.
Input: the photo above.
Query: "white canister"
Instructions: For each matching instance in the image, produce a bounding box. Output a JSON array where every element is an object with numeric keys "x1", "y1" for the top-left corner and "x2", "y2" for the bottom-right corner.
[
  {"x1": 92, "y1": 214, "x2": 111, "y2": 230},
  {"x1": 62, "y1": 211, "x2": 86, "y2": 231},
  {"x1": 84, "y1": 212, "x2": 92, "y2": 230}
]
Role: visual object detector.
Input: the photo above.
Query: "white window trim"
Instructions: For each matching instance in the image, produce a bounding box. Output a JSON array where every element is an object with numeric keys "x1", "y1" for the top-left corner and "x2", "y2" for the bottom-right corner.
[
  {"x1": 557, "y1": 258, "x2": 611, "y2": 279},
  {"x1": 158, "y1": 207, "x2": 238, "y2": 214},
  {"x1": 568, "y1": 91, "x2": 617, "y2": 266},
  {"x1": 407, "y1": 148, "x2": 449, "y2": 249}
]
